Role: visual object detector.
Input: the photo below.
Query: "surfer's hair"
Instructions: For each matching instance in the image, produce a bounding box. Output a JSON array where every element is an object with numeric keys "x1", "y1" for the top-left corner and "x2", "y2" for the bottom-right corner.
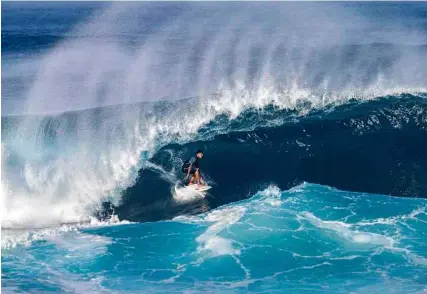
[{"x1": 196, "y1": 150, "x2": 203, "y2": 154}]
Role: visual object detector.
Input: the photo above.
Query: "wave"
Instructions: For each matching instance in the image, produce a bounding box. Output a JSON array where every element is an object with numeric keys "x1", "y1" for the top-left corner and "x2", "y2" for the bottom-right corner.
[
  {"x1": 3, "y1": 183, "x2": 427, "y2": 292},
  {"x1": 3, "y1": 92, "x2": 426, "y2": 230}
]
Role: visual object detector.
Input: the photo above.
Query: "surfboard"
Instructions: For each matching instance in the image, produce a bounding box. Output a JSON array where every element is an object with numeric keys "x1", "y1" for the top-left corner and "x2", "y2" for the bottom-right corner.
[
  {"x1": 173, "y1": 183, "x2": 212, "y2": 203},
  {"x1": 186, "y1": 184, "x2": 212, "y2": 192}
]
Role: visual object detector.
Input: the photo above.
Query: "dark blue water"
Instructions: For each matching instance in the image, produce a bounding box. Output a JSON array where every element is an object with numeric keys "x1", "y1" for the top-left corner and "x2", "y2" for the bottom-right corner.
[{"x1": 2, "y1": 2, "x2": 427, "y2": 293}]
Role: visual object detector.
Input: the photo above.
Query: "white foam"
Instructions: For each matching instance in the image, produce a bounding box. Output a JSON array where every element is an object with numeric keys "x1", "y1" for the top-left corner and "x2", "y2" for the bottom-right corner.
[
  {"x1": 388, "y1": 246, "x2": 427, "y2": 267},
  {"x1": 172, "y1": 184, "x2": 206, "y2": 203},
  {"x1": 196, "y1": 206, "x2": 246, "y2": 259},
  {"x1": 258, "y1": 185, "x2": 283, "y2": 206},
  {"x1": 303, "y1": 212, "x2": 393, "y2": 247},
  {"x1": 1, "y1": 215, "x2": 132, "y2": 249},
  {"x1": 46, "y1": 231, "x2": 112, "y2": 259}
]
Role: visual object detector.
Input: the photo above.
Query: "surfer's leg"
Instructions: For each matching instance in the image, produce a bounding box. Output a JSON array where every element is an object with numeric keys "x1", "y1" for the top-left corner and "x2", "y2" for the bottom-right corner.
[
  {"x1": 189, "y1": 168, "x2": 196, "y2": 185},
  {"x1": 195, "y1": 170, "x2": 201, "y2": 186}
]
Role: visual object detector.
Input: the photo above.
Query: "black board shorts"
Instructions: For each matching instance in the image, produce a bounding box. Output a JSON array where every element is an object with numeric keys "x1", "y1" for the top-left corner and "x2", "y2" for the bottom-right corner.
[{"x1": 182, "y1": 162, "x2": 198, "y2": 175}]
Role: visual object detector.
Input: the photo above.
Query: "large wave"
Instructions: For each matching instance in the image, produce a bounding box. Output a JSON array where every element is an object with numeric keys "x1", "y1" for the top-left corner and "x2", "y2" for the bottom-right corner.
[
  {"x1": 3, "y1": 92, "x2": 426, "y2": 229},
  {"x1": 2, "y1": 2, "x2": 427, "y2": 230}
]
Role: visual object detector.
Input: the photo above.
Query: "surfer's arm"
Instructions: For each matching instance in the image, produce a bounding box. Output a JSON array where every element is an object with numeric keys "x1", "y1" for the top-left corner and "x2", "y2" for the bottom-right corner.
[{"x1": 185, "y1": 164, "x2": 192, "y2": 179}]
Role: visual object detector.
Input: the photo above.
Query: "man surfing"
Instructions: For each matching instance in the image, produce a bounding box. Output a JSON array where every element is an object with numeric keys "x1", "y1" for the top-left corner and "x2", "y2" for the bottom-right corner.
[{"x1": 182, "y1": 150, "x2": 204, "y2": 187}]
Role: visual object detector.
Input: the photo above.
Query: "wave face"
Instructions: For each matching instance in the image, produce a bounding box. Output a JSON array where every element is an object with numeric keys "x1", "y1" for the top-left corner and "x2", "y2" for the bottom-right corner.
[
  {"x1": 2, "y1": 184, "x2": 427, "y2": 293},
  {"x1": 2, "y1": 2, "x2": 427, "y2": 293}
]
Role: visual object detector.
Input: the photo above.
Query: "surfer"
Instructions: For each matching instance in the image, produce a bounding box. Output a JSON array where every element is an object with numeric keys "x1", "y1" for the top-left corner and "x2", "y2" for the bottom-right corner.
[{"x1": 182, "y1": 150, "x2": 204, "y2": 187}]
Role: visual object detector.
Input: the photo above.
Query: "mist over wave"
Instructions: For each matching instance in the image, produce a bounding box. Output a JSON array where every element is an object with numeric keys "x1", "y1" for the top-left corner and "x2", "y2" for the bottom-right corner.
[{"x1": 4, "y1": 2, "x2": 427, "y2": 115}]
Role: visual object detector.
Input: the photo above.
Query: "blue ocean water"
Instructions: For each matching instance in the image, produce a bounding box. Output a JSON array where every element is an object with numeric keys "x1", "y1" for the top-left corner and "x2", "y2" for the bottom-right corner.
[
  {"x1": 3, "y1": 184, "x2": 427, "y2": 293},
  {"x1": 2, "y1": 2, "x2": 427, "y2": 293}
]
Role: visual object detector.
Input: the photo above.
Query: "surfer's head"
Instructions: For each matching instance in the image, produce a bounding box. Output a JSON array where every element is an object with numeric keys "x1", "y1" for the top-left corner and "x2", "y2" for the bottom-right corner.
[{"x1": 196, "y1": 150, "x2": 203, "y2": 158}]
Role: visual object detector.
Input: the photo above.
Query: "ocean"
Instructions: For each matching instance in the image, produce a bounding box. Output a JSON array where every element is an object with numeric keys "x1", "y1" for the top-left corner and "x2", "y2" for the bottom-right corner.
[{"x1": 1, "y1": 2, "x2": 427, "y2": 293}]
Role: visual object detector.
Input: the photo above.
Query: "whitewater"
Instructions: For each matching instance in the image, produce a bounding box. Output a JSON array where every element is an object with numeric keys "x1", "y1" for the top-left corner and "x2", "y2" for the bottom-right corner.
[{"x1": 2, "y1": 2, "x2": 427, "y2": 293}]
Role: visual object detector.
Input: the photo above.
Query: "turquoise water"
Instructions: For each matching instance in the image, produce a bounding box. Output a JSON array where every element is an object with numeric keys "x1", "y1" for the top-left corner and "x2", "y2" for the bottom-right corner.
[{"x1": 3, "y1": 183, "x2": 427, "y2": 293}]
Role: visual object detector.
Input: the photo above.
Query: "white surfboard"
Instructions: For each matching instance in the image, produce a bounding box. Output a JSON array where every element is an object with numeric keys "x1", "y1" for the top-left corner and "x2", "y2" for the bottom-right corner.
[
  {"x1": 186, "y1": 184, "x2": 212, "y2": 192},
  {"x1": 173, "y1": 183, "x2": 212, "y2": 203}
]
